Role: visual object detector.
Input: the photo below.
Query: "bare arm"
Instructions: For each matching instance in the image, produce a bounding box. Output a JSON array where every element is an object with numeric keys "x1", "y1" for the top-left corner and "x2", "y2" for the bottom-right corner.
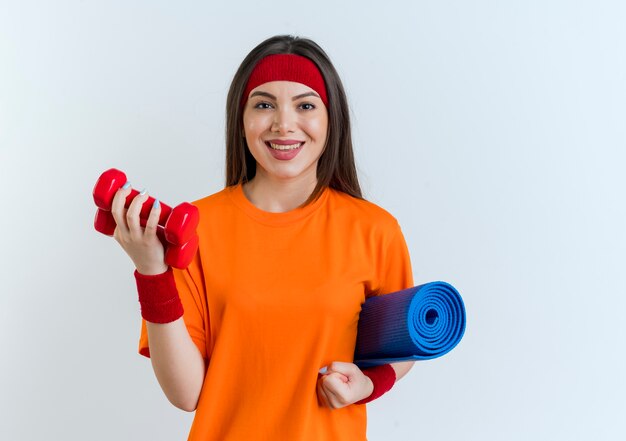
[
  {"x1": 111, "y1": 185, "x2": 206, "y2": 411},
  {"x1": 390, "y1": 360, "x2": 415, "y2": 381},
  {"x1": 146, "y1": 319, "x2": 206, "y2": 411}
]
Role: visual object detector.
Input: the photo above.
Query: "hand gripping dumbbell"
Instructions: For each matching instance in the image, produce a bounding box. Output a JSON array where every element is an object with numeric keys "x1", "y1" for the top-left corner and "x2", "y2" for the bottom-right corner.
[{"x1": 92, "y1": 168, "x2": 200, "y2": 269}]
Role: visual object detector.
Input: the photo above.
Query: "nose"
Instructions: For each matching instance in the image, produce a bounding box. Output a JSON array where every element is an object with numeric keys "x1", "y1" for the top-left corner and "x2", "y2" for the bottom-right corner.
[{"x1": 271, "y1": 107, "x2": 296, "y2": 134}]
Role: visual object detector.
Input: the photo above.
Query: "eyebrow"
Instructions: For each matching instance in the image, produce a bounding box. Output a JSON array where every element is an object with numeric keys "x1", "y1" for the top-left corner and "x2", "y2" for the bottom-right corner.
[{"x1": 249, "y1": 91, "x2": 320, "y2": 101}]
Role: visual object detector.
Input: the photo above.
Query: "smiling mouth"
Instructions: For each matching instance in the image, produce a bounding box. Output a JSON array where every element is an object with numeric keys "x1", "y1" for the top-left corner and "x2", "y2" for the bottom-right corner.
[{"x1": 266, "y1": 142, "x2": 304, "y2": 151}]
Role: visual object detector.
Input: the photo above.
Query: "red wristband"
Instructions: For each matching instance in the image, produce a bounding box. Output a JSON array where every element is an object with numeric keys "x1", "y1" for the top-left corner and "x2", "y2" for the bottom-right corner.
[
  {"x1": 355, "y1": 364, "x2": 397, "y2": 405},
  {"x1": 134, "y1": 267, "x2": 184, "y2": 324}
]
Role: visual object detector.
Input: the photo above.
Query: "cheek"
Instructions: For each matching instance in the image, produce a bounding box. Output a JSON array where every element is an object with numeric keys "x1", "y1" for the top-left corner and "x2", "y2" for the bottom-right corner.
[
  {"x1": 243, "y1": 114, "x2": 270, "y2": 138},
  {"x1": 303, "y1": 115, "x2": 329, "y2": 140},
  {"x1": 242, "y1": 115, "x2": 254, "y2": 135}
]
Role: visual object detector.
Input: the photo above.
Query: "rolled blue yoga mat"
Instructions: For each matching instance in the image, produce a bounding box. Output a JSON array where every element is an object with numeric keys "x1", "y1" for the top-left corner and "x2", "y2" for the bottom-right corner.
[{"x1": 354, "y1": 282, "x2": 466, "y2": 368}]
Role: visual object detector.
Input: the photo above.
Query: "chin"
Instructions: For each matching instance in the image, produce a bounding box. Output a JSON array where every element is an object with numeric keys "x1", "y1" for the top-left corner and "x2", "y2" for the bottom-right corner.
[
  {"x1": 257, "y1": 159, "x2": 318, "y2": 183},
  {"x1": 272, "y1": 170, "x2": 305, "y2": 181}
]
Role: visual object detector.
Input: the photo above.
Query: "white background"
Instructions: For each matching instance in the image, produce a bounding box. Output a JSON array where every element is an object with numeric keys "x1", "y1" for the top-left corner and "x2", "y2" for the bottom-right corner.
[{"x1": 1, "y1": 1, "x2": 625, "y2": 440}]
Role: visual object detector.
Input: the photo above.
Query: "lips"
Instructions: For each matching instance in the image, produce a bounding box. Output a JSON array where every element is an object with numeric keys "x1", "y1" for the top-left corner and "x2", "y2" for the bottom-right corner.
[
  {"x1": 264, "y1": 140, "x2": 304, "y2": 160},
  {"x1": 265, "y1": 139, "x2": 304, "y2": 151}
]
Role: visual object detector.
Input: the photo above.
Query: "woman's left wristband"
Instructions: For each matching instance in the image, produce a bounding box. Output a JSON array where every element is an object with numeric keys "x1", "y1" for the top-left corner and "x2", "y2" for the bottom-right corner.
[{"x1": 355, "y1": 364, "x2": 397, "y2": 405}]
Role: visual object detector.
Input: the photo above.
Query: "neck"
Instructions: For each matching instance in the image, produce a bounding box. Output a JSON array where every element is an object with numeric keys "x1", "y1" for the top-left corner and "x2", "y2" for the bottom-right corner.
[{"x1": 242, "y1": 173, "x2": 318, "y2": 213}]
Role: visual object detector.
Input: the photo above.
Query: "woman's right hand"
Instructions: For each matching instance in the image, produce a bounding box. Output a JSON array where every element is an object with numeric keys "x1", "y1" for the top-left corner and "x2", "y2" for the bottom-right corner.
[{"x1": 110, "y1": 183, "x2": 169, "y2": 275}]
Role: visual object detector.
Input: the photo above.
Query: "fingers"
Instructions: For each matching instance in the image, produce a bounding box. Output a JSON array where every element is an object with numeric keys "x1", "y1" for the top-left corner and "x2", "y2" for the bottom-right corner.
[
  {"x1": 325, "y1": 375, "x2": 348, "y2": 408},
  {"x1": 325, "y1": 361, "x2": 356, "y2": 380},
  {"x1": 111, "y1": 182, "x2": 132, "y2": 238},
  {"x1": 108, "y1": 181, "x2": 167, "y2": 273},
  {"x1": 316, "y1": 378, "x2": 332, "y2": 407},
  {"x1": 318, "y1": 373, "x2": 349, "y2": 409},
  {"x1": 318, "y1": 362, "x2": 372, "y2": 409},
  {"x1": 111, "y1": 182, "x2": 159, "y2": 241},
  {"x1": 144, "y1": 198, "x2": 161, "y2": 239},
  {"x1": 126, "y1": 188, "x2": 149, "y2": 238}
]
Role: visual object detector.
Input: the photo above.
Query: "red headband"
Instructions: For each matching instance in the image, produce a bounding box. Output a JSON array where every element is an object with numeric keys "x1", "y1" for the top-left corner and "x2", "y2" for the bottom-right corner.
[{"x1": 242, "y1": 54, "x2": 328, "y2": 107}]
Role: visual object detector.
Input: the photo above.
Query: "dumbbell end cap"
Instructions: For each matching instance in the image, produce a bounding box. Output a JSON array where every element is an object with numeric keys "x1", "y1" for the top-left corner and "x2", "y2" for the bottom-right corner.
[
  {"x1": 165, "y1": 235, "x2": 200, "y2": 269},
  {"x1": 93, "y1": 168, "x2": 127, "y2": 209},
  {"x1": 164, "y1": 203, "x2": 200, "y2": 245},
  {"x1": 94, "y1": 208, "x2": 117, "y2": 235}
]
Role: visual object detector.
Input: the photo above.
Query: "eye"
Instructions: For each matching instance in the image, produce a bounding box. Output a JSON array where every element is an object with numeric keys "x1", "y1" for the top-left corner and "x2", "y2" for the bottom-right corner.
[
  {"x1": 253, "y1": 101, "x2": 274, "y2": 110},
  {"x1": 299, "y1": 102, "x2": 316, "y2": 111}
]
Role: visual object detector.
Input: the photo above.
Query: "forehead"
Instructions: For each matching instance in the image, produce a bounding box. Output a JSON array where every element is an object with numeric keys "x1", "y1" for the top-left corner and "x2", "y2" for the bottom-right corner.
[{"x1": 249, "y1": 81, "x2": 317, "y2": 97}]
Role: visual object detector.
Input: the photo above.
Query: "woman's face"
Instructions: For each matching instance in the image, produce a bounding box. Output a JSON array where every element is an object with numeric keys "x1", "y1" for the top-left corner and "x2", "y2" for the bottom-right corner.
[{"x1": 242, "y1": 80, "x2": 328, "y2": 185}]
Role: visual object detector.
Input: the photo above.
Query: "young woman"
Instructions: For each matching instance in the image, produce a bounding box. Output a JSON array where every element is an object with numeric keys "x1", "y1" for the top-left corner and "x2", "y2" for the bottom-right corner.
[{"x1": 111, "y1": 35, "x2": 415, "y2": 440}]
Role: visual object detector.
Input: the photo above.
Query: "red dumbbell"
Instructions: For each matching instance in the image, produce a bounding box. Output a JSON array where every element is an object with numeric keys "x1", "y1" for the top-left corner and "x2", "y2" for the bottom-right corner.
[{"x1": 93, "y1": 168, "x2": 200, "y2": 269}]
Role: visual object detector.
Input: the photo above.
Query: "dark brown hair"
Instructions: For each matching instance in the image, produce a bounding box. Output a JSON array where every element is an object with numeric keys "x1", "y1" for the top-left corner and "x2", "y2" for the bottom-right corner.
[{"x1": 225, "y1": 35, "x2": 362, "y2": 203}]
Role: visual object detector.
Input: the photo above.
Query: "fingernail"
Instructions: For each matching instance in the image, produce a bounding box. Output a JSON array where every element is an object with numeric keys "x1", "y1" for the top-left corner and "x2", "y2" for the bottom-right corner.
[
  {"x1": 122, "y1": 181, "x2": 131, "y2": 189},
  {"x1": 153, "y1": 199, "x2": 160, "y2": 209},
  {"x1": 139, "y1": 188, "x2": 147, "y2": 196},
  {"x1": 319, "y1": 366, "x2": 327, "y2": 375}
]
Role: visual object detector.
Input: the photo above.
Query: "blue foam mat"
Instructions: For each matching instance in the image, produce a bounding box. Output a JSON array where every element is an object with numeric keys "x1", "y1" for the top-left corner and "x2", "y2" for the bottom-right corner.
[{"x1": 354, "y1": 282, "x2": 466, "y2": 368}]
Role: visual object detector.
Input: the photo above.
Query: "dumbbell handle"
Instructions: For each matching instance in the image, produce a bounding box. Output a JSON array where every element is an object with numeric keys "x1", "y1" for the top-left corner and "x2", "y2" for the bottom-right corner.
[
  {"x1": 123, "y1": 187, "x2": 173, "y2": 227},
  {"x1": 119, "y1": 188, "x2": 197, "y2": 245}
]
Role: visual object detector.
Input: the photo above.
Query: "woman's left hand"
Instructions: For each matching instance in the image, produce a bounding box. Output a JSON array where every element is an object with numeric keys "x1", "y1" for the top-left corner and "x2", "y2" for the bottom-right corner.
[{"x1": 316, "y1": 361, "x2": 374, "y2": 409}]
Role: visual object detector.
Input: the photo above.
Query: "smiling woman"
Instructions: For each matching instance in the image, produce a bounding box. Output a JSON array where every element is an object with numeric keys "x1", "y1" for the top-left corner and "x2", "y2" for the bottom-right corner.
[
  {"x1": 242, "y1": 80, "x2": 329, "y2": 210},
  {"x1": 225, "y1": 40, "x2": 362, "y2": 207},
  {"x1": 110, "y1": 35, "x2": 415, "y2": 441}
]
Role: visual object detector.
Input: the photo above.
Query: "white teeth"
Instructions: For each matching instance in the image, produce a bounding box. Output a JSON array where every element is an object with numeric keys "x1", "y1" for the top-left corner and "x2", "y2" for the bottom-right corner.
[{"x1": 268, "y1": 142, "x2": 303, "y2": 151}]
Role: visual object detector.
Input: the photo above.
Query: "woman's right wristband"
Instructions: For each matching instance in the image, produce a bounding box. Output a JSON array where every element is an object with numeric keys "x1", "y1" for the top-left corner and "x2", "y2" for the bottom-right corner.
[{"x1": 134, "y1": 267, "x2": 184, "y2": 323}]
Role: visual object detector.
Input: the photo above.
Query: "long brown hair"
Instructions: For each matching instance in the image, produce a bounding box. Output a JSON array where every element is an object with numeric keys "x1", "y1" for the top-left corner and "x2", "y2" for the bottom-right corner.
[{"x1": 225, "y1": 35, "x2": 363, "y2": 203}]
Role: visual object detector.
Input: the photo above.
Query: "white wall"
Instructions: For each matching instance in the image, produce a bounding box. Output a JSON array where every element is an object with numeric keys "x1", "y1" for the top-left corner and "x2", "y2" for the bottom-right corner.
[{"x1": 1, "y1": 1, "x2": 624, "y2": 439}]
